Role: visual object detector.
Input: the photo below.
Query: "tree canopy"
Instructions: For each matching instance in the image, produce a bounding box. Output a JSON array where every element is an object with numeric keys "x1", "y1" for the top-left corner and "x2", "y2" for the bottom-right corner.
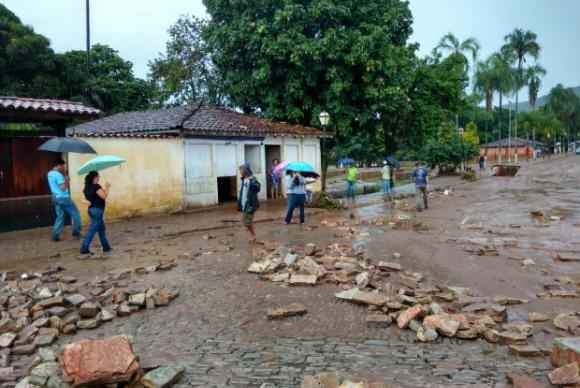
[
  {"x1": 202, "y1": 0, "x2": 466, "y2": 160},
  {"x1": 0, "y1": 4, "x2": 152, "y2": 114},
  {"x1": 149, "y1": 16, "x2": 225, "y2": 106}
]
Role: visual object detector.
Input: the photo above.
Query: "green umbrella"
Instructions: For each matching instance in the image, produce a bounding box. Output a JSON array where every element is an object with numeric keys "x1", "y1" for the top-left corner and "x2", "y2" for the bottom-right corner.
[{"x1": 77, "y1": 155, "x2": 126, "y2": 176}]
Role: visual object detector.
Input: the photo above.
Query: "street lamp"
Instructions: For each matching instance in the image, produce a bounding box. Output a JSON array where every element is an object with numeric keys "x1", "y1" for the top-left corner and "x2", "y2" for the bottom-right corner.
[{"x1": 319, "y1": 111, "x2": 330, "y2": 191}]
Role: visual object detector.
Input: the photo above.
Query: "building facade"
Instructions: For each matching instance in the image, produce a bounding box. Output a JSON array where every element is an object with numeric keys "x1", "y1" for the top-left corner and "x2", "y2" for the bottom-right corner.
[
  {"x1": 480, "y1": 137, "x2": 544, "y2": 161},
  {"x1": 0, "y1": 97, "x2": 100, "y2": 232},
  {"x1": 68, "y1": 105, "x2": 325, "y2": 222}
]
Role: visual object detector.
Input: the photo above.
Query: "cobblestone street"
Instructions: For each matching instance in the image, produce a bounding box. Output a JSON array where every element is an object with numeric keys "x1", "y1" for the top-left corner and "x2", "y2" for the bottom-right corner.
[
  {"x1": 70, "y1": 323, "x2": 551, "y2": 387},
  {"x1": 3, "y1": 157, "x2": 580, "y2": 387}
]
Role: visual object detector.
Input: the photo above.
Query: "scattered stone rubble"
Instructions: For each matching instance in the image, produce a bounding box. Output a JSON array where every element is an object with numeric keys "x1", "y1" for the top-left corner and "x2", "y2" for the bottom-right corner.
[
  {"x1": 0, "y1": 262, "x2": 180, "y2": 386},
  {"x1": 301, "y1": 372, "x2": 388, "y2": 388},
  {"x1": 13, "y1": 336, "x2": 184, "y2": 388},
  {"x1": 248, "y1": 241, "x2": 580, "y2": 352}
]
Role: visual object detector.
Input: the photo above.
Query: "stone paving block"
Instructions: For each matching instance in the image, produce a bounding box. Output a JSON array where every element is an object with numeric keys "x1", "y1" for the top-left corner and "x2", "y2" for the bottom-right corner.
[{"x1": 551, "y1": 337, "x2": 580, "y2": 367}]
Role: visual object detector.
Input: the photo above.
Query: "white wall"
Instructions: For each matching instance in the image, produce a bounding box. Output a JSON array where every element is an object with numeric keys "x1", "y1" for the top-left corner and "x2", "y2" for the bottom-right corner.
[{"x1": 184, "y1": 136, "x2": 321, "y2": 208}]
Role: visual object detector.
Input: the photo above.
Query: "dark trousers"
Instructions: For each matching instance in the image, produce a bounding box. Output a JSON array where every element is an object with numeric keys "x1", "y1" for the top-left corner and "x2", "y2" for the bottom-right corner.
[
  {"x1": 80, "y1": 207, "x2": 111, "y2": 253},
  {"x1": 285, "y1": 194, "x2": 306, "y2": 224},
  {"x1": 415, "y1": 186, "x2": 428, "y2": 210}
]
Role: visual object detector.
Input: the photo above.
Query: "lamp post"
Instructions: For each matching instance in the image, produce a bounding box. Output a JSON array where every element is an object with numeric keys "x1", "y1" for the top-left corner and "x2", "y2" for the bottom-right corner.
[{"x1": 319, "y1": 111, "x2": 330, "y2": 192}]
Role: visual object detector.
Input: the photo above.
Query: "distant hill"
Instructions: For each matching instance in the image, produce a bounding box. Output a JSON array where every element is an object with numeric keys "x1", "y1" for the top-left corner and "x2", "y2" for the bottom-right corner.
[{"x1": 515, "y1": 86, "x2": 580, "y2": 112}]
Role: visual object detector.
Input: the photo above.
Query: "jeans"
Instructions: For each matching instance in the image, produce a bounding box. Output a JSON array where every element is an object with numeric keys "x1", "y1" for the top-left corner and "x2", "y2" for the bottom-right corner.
[
  {"x1": 285, "y1": 194, "x2": 306, "y2": 224},
  {"x1": 52, "y1": 197, "x2": 81, "y2": 241},
  {"x1": 80, "y1": 207, "x2": 111, "y2": 253},
  {"x1": 383, "y1": 179, "x2": 392, "y2": 194},
  {"x1": 415, "y1": 186, "x2": 428, "y2": 210},
  {"x1": 346, "y1": 181, "x2": 356, "y2": 199}
]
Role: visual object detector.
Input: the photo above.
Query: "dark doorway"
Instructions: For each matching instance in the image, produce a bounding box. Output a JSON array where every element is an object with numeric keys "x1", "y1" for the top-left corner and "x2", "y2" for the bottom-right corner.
[
  {"x1": 0, "y1": 136, "x2": 58, "y2": 232},
  {"x1": 0, "y1": 139, "x2": 12, "y2": 197},
  {"x1": 265, "y1": 145, "x2": 281, "y2": 199},
  {"x1": 217, "y1": 176, "x2": 237, "y2": 203}
]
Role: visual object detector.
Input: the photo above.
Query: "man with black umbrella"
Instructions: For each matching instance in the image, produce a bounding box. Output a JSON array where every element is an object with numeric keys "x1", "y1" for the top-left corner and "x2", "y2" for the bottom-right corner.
[{"x1": 47, "y1": 158, "x2": 81, "y2": 241}]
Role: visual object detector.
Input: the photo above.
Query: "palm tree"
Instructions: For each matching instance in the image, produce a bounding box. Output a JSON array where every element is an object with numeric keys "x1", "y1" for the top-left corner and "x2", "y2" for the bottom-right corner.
[
  {"x1": 526, "y1": 64, "x2": 546, "y2": 109},
  {"x1": 474, "y1": 59, "x2": 495, "y2": 112},
  {"x1": 436, "y1": 33, "x2": 480, "y2": 71},
  {"x1": 489, "y1": 52, "x2": 514, "y2": 113},
  {"x1": 501, "y1": 29, "x2": 541, "y2": 140}
]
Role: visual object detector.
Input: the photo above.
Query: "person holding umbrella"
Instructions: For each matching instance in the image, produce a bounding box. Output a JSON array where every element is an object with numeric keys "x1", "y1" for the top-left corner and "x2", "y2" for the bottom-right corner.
[
  {"x1": 284, "y1": 170, "x2": 307, "y2": 225},
  {"x1": 80, "y1": 171, "x2": 112, "y2": 256},
  {"x1": 47, "y1": 158, "x2": 82, "y2": 241}
]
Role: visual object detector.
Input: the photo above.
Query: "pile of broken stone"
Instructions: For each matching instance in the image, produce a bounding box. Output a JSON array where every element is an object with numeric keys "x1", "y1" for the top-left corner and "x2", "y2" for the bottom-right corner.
[
  {"x1": 15, "y1": 335, "x2": 184, "y2": 388},
  {"x1": 249, "y1": 243, "x2": 579, "y2": 349},
  {"x1": 0, "y1": 263, "x2": 180, "y2": 386}
]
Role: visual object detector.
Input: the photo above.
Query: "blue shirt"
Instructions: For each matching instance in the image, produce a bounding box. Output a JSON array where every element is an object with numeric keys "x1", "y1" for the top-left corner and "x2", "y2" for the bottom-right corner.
[
  {"x1": 47, "y1": 170, "x2": 69, "y2": 198},
  {"x1": 285, "y1": 175, "x2": 306, "y2": 195},
  {"x1": 412, "y1": 167, "x2": 428, "y2": 187}
]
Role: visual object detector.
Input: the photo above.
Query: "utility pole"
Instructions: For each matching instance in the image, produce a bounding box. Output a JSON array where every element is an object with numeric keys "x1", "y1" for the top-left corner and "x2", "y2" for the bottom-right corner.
[
  {"x1": 86, "y1": 0, "x2": 91, "y2": 75},
  {"x1": 508, "y1": 102, "x2": 512, "y2": 163}
]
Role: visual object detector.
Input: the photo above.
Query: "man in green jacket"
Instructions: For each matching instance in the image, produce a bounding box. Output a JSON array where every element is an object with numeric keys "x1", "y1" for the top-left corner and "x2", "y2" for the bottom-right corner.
[
  {"x1": 238, "y1": 164, "x2": 261, "y2": 242},
  {"x1": 345, "y1": 164, "x2": 359, "y2": 200}
]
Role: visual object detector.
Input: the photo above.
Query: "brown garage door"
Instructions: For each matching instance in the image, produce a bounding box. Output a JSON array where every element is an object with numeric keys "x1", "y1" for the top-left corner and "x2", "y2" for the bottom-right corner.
[{"x1": 0, "y1": 136, "x2": 58, "y2": 232}]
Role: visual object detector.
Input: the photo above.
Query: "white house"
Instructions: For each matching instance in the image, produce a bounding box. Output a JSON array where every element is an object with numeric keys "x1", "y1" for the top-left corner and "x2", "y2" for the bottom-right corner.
[{"x1": 67, "y1": 105, "x2": 326, "y2": 221}]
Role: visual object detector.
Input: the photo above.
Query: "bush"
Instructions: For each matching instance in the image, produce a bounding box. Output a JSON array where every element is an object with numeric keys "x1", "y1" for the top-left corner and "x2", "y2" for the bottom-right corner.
[{"x1": 419, "y1": 134, "x2": 478, "y2": 173}]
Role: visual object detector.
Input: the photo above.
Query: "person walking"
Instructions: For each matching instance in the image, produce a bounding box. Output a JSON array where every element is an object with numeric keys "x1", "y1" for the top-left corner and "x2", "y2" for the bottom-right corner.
[
  {"x1": 238, "y1": 164, "x2": 261, "y2": 242},
  {"x1": 80, "y1": 171, "x2": 112, "y2": 256},
  {"x1": 284, "y1": 171, "x2": 307, "y2": 225},
  {"x1": 47, "y1": 158, "x2": 81, "y2": 241},
  {"x1": 270, "y1": 159, "x2": 281, "y2": 199},
  {"x1": 381, "y1": 161, "x2": 392, "y2": 200},
  {"x1": 345, "y1": 163, "x2": 359, "y2": 201},
  {"x1": 412, "y1": 161, "x2": 429, "y2": 212},
  {"x1": 479, "y1": 155, "x2": 486, "y2": 174}
]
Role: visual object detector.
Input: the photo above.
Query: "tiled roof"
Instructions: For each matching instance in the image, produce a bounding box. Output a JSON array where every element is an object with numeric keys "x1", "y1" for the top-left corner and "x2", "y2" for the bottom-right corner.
[
  {"x1": 68, "y1": 105, "x2": 325, "y2": 138},
  {"x1": 182, "y1": 106, "x2": 324, "y2": 137},
  {"x1": 0, "y1": 96, "x2": 101, "y2": 117},
  {"x1": 482, "y1": 137, "x2": 544, "y2": 148},
  {"x1": 69, "y1": 105, "x2": 194, "y2": 137}
]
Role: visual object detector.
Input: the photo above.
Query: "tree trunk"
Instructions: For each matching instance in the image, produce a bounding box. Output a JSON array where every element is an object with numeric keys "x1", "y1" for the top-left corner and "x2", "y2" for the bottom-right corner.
[
  {"x1": 498, "y1": 91, "x2": 503, "y2": 140},
  {"x1": 515, "y1": 58, "x2": 523, "y2": 141}
]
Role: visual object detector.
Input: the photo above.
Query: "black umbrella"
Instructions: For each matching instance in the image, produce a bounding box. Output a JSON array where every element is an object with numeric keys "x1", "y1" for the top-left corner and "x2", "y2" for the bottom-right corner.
[
  {"x1": 384, "y1": 156, "x2": 400, "y2": 168},
  {"x1": 38, "y1": 137, "x2": 97, "y2": 154}
]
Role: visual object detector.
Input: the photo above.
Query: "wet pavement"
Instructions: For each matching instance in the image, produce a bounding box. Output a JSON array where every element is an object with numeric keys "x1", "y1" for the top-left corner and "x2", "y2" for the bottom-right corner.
[{"x1": 1, "y1": 156, "x2": 579, "y2": 387}]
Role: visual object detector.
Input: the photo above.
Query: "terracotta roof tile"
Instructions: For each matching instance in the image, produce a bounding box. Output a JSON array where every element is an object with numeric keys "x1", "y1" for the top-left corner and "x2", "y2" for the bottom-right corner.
[
  {"x1": 68, "y1": 105, "x2": 325, "y2": 138},
  {"x1": 0, "y1": 96, "x2": 101, "y2": 117}
]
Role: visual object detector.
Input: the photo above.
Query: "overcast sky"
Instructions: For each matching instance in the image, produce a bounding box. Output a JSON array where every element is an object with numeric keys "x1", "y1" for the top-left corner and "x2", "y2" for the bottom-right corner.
[{"x1": 3, "y1": 0, "x2": 580, "y2": 100}]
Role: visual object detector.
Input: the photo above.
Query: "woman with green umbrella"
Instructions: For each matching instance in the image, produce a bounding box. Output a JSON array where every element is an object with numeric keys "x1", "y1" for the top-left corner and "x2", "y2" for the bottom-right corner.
[
  {"x1": 77, "y1": 155, "x2": 125, "y2": 257},
  {"x1": 80, "y1": 171, "x2": 112, "y2": 257}
]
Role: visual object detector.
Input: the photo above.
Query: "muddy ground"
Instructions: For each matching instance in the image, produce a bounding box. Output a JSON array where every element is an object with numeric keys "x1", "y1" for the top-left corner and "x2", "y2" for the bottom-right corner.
[{"x1": 1, "y1": 155, "x2": 579, "y2": 387}]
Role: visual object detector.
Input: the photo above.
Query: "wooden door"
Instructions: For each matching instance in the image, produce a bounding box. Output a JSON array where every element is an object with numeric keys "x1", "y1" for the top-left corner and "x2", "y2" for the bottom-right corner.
[{"x1": 0, "y1": 139, "x2": 13, "y2": 197}]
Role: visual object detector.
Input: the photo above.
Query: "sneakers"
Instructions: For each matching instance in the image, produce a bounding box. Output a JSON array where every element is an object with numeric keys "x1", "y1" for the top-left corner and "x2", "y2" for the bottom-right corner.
[{"x1": 78, "y1": 252, "x2": 94, "y2": 260}]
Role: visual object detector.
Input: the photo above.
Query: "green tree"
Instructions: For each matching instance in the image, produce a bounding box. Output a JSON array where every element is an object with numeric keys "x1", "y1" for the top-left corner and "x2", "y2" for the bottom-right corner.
[
  {"x1": 435, "y1": 33, "x2": 480, "y2": 72},
  {"x1": 203, "y1": 0, "x2": 417, "y2": 149},
  {"x1": 526, "y1": 64, "x2": 546, "y2": 109},
  {"x1": 464, "y1": 121, "x2": 479, "y2": 145},
  {"x1": 0, "y1": 4, "x2": 60, "y2": 97},
  {"x1": 501, "y1": 28, "x2": 541, "y2": 138},
  {"x1": 149, "y1": 16, "x2": 225, "y2": 106},
  {"x1": 400, "y1": 53, "x2": 467, "y2": 151},
  {"x1": 56, "y1": 44, "x2": 155, "y2": 113},
  {"x1": 474, "y1": 58, "x2": 495, "y2": 112},
  {"x1": 419, "y1": 122, "x2": 478, "y2": 173},
  {"x1": 544, "y1": 84, "x2": 580, "y2": 138}
]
